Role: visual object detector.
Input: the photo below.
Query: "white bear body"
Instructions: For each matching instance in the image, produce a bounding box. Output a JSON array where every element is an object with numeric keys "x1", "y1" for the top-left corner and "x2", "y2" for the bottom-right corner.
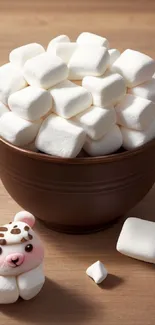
[{"x1": 0, "y1": 211, "x2": 45, "y2": 304}]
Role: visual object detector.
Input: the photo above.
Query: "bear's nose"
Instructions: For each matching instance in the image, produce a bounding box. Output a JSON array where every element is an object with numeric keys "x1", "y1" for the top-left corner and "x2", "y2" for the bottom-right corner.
[
  {"x1": 12, "y1": 258, "x2": 19, "y2": 265},
  {"x1": 6, "y1": 253, "x2": 25, "y2": 267}
]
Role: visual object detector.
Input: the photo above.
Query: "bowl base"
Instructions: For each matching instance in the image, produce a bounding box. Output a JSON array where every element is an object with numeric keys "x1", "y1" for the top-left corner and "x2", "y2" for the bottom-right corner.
[{"x1": 39, "y1": 217, "x2": 121, "y2": 234}]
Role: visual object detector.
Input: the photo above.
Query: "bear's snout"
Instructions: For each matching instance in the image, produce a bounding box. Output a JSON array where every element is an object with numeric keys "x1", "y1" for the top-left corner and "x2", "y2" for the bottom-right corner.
[{"x1": 6, "y1": 253, "x2": 25, "y2": 267}]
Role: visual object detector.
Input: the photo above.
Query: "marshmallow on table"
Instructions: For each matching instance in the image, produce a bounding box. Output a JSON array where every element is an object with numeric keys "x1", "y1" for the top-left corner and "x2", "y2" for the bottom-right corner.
[
  {"x1": 0, "y1": 101, "x2": 9, "y2": 118},
  {"x1": 9, "y1": 43, "x2": 45, "y2": 69},
  {"x1": 68, "y1": 46, "x2": 110, "y2": 80},
  {"x1": 120, "y1": 120, "x2": 155, "y2": 150},
  {"x1": 117, "y1": 217, "x2": 155, "y2": 264},
  {"x1": 82, "y1": 73, "x2": 126, "y2": 107},
  {"x1": 49, "y1": 80, "x2": 92, "y2": 119},
  {"x1": 0, "y1": 112, "x2": 41, "y2": 147},
  {"x1": 0, "y1": 276, "x2": 19, "y2": 304},
  {"x1": 8, "y1": 86, "x2": 52, "y2": 121},
  {"x1": 128, "y1": 79, "x2": 155, "y2": 103},
  {"x1": 84, "y1": 124, "x2": 123, "y2": 156},
  {"x1": 23, "y1": 53, "x2": 68, "y2": 89},
  {"x1": 115, "y1": 94, "x2": 155, "y2": 131},
  {"x1": 0, "y1": 63, "x2": 27, "y2": 105},
  {"x1": 53, "y1": 42, "x2": 78, "y2": 64},
  {"x1": 108, "y1": 49, "x2": 120, "y2": 66},
  {"x1": 112, "y1": 49, "x2": 155, "y2": 88},
  {"x1": 73, "y1": 105, "x2": 116, "y2": 140},
  {"x1": 47, "y1": 35, "x2": 70, "y2": 52},
  {"x1": 17, "y1": 264, "x2": 45, "y2": 300},
  {"x1": 77, "y1": 32, "x2": 109, "y2": 48},
  {"x1": 86, "y1": 261, "x2": 108, "y2": 284},
  {"x1": 35, "y1": 114, "x2": 86, "y2": 158}
]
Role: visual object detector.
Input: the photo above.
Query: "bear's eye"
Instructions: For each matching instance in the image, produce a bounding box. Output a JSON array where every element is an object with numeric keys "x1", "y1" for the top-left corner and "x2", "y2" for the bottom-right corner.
[
  {"x1": 25, "y1": 244, "x2": 33, "y2": 253},
  {"x1": 0, "y1": 247, "x2": 2, "y2": 255}
]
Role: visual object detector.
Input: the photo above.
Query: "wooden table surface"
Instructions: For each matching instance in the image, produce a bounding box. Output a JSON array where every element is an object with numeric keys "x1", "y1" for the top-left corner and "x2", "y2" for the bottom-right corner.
[{"x1": 0, "y1": 0, "x2": 155, "y2": 324}]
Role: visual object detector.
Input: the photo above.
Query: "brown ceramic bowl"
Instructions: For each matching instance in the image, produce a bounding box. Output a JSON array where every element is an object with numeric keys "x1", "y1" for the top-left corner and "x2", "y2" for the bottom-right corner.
[{"x1": 1, "y1": 137, "x2": 155, "y2": 233}]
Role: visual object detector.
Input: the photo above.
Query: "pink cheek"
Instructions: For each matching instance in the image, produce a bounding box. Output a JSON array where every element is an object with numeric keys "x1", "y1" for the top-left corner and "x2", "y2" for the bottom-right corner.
[{"x1": 24, "y1": 246, "x2": 44, "y2": 264}]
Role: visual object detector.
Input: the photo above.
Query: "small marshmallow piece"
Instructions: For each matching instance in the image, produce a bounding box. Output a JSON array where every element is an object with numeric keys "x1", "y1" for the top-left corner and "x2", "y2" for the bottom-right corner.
[
  {"x1": 54, "y1": 42, "x2": 78, "y2": 64},
  {"x1": 8, "y1": 86, "x2": 52, "y2": 121},
  {"x1": 115, "y1": 94, "x2": 155, "y2": 131},
  {"x1": 120, "y1": 120, "x2": 155, "y2": 150},
  {"x1": 73, "y1": 105, "x2": 116, "y2": 140},
  {"x1": 128, "y1": 79, "x2": 155, "y2": 103},
  {"x1": 108, "y1": 49, "x2": 120, "y2": 66},
  {"x1": 0, "y1": 101, "x2": 9, "y2": 118},
  {"x1": 82, "y1": 73, "x2": 126, "y2": 107},
  {"x1": 0, "y1": 276, "x2": 19, "y2": 304},
  {"x1": 0, "y1": 112, "x2": 41, "y2": 147},
  {"x1": 49, "y1": 80, "x2": 92, "y2": 119},
  {"x1": 84, "y1": 124, "x2": 123, "y2": 156},
  {"x1": 86, "y1": 261, "x2": 108, "y2": 284},
  {"x1": 117, "y1": 217, "x2": 155, "y2": 264},
  {"x1": 23, "y1": 53, "x2": 68, "y2": 89},
  {"x1": 9, "y1": 43, "x2": 45, "y2": 69},
  {"x1": 112, "y1": 49, "x2": 155, "y2": 87},
  {"x1": 36, "y1": 114, "x2": 86, "y2": 158},
  {"x1": 0, "y1": 63, "x2": 27, "y2": 105},
  {"x1": 47, "y1": 35, "x2": 70, "y2": 52},
  {"x1": 17, "y1": 264, "x2": 45, "y2": 300},
  {"x1": 77, "y1": 32, "x2": 109, "y2": 48},
  {"x1": 68, "y1": 46, "x2": 109, "y2": 80}
]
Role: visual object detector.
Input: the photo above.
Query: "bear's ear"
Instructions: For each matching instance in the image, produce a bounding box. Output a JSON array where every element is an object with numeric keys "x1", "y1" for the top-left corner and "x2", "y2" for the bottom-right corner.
[{"x1": 14, "y1": 211, "x2": 35, "y2": 228}]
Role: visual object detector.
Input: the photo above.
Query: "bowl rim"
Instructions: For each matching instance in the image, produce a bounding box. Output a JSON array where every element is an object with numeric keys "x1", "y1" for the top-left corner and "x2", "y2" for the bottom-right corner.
[{"x1": 1, "y1": 137, "x2": 155, "y2": 165}]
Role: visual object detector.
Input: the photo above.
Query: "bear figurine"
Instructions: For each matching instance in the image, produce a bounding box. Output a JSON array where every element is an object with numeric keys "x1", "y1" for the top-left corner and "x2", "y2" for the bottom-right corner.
[{"x1": 0, "y1": 210, "x2": 45, "y2": 304}]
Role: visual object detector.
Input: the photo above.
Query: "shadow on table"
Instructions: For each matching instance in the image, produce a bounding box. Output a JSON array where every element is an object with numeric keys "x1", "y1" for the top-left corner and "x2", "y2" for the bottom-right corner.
[
  {"x1": 99, "y1": 274, "x2": 124, "y2": 290},
  {"x1": 1, "y1": 277, "x2": 99, "y2": 323},
  {"x1": 36, "y1": 186, "x2": 155, "y2": 263},
  {"x1": 36, "y1": 216, "x2": 123, "y2": 257}
]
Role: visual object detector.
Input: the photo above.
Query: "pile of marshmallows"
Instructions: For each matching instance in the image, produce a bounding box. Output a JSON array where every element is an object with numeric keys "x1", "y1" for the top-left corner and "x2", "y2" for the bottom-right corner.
[{"x1": 0, "y1": 32, "x2": 155, "y2": 158}]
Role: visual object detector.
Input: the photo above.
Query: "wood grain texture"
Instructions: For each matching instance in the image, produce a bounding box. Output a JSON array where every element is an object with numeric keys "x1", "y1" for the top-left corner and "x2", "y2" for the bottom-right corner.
[{"x1": 0, "y1": 0, "x2": 155, "y2": 324}]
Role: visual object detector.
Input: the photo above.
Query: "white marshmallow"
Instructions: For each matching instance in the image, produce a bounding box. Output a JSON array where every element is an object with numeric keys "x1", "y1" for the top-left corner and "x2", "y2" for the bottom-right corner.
[
  {"x1": 128, "y1": 79, "x2": 155, "y2": 103},
  {"x1": 115, "y1": 94, "x2": 155, "y2": 131},
  {"x1": 47, "y1": 35, "x2": 70, "y2": 52},
  {"x1": 120, "y1": 120, "x2": 155, "y2": 150},
  {"x1": 0, "y1": 112, "x2": 41, "y2": 147},
  {"x1": 49, "y1": 80, "x2": 92, "y2": 119},
  {"x1": 86, "y1": 261, "x2": 108, "y2": 284},
  {"x1": 17, "y1": 264, "x2": 45, "y2": 300},
  {"x1": 8, "y1": 86, "x2": 52, "y2": 121},
  {"x1": 23, "y1": 53, "x2": 68, "y2": 89},
  {"x1": 35, "y1": 114, "x2": 86, "y2": 158},
  {"x1": 84, "y1": 124, "x2": 123, "y2": 156},
  {"x1": 117, "y1": 217, "x2": 155, "y2": 264},
  {"x1": 0, "y1": 276, "x2": 19, "y2": 304},
  {"x1": 0, "y1": 63, "x2": 27, "y2": 105},
  {"x1": 112, "y1": 49, "x2": 155, "y2": 87},
  {"x1": 68, "y1": 46, "x2": 109, "y2": 80},
  {"x1": 73, "y1": 105, "x2": 116, "y2": 140},
  {"x1": 54, "y1": 42, "x2": 77, "y2": 64},
  {"x1": 82, "y1": 73, "x2": 126, "y2": 107},
  {"x1": 77, "y1": 32, "x2": 109, "y2": 48},
  {"x1": 108, "y1": 49, "x2": 120, "y2": 66},
  {"x1": 0, "y1": 101, "x2": 9, "y2": 118},
  {"x1": 9, "y1": 43, "x2": 45, "y2": 69}
]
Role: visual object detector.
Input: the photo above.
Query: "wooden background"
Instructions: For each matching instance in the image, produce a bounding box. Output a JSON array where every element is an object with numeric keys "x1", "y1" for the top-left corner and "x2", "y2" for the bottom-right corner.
[{"x1": 0, "y1": 0, "x2": 155, "y2": 324}]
